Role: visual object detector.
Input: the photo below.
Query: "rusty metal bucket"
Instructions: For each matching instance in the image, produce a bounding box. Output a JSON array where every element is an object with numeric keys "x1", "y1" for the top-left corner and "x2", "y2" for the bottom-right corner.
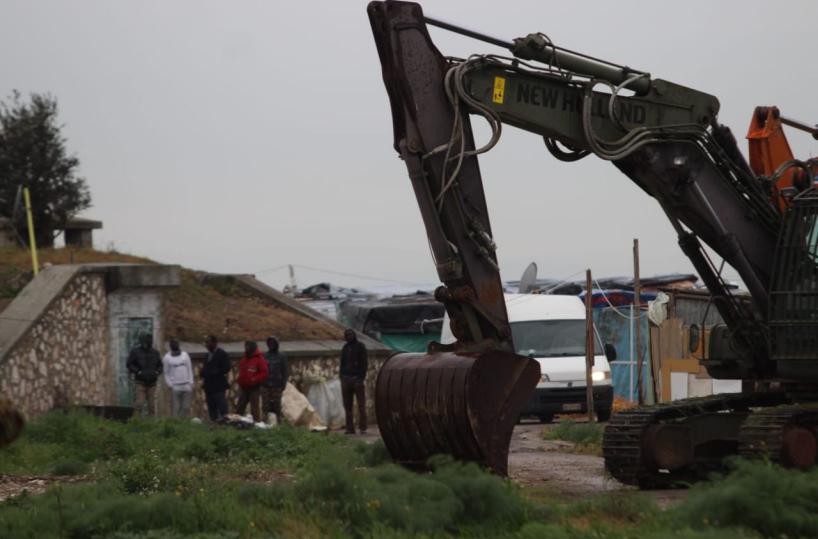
[
  {"x1": 375, "y1": 350, "x2": 539, "y2": 475},
  {"x1": 0, "y1": 397, "x2": 24, "y2": 448}
]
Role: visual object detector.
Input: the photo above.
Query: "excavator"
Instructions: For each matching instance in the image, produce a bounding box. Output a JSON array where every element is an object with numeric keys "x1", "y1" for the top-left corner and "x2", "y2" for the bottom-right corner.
[{"x1": 368, "y1": 1, "x2": 818, "y2": 486}]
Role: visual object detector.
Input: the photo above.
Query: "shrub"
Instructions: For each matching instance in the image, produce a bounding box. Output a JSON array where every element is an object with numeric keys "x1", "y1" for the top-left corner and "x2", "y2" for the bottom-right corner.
[
  {"x1": 108, "y1": 451, "x2": 176, "y2": 495},
  {"x1": 428, "y1": 455, "x2": 528, "y2": 529},
  {"x1": 356, "y1": 439, "x2": 392, "y2": 467},
  {"x1": 51, "y1": 458, "x2": 89, "y2": 476},
  {"x1": 569, "y1": 491, "x2": 657, "y2": 524},
  {"x1": 672, "y1": 460, "x2": 818, "y2": 538},
  {"x1": 294, "y1": 453, "x2": 533, "y2": 536},
  {"x1": 295, "y1": 456, "x2": 371, "y2": 532}
]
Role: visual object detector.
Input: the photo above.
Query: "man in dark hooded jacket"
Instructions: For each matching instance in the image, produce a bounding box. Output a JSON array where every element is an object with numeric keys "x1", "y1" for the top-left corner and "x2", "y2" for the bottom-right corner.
[
  {"x1": 201, "y1": 335, "x2": 231, "y2": 421},
  {"x1": 262, "y1": 336, "x2": 289, "y2": 424},
  {"x1": 340, "y1": 329, "x2": 368, "y2": 434},
  {"x1": 126, "y1": 334, "x2": 162, "y2": 416}
]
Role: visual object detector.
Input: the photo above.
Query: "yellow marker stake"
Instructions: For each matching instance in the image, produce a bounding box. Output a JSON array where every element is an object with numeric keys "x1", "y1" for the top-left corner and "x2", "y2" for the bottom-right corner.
[{"x1": 23, "y1": 187, "x2": 39, "y2": 276}]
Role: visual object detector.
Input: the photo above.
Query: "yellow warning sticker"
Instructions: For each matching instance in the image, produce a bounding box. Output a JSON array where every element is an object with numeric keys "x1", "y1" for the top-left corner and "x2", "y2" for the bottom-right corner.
[{"x1": 492, "y1": 76, "x2": 505, "y2": 104}]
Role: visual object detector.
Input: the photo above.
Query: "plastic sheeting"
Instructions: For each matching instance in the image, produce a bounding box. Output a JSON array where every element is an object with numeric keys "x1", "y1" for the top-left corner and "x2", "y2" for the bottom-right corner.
[
  {"x1": 306, "y1": 379, "x2": 345, "y2": 428},
  {"x1": 593, "y1": 305, "x2": 654, "y2": 403},
  {"x1": 648, "y1": 292, "x2": 670, "y2": 326},
  {"x1": 379, "y1": 332, "x2": 440, "y2": 353}
]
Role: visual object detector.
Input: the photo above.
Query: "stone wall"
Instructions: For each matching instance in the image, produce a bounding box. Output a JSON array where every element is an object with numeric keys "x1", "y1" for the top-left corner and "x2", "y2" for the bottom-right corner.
[
  {"x1": 187, "y1": 353, "x2": 388, "y2": 422},
  {"x1": 0, "y1": 273, "x2": 112, "y2": 418}
]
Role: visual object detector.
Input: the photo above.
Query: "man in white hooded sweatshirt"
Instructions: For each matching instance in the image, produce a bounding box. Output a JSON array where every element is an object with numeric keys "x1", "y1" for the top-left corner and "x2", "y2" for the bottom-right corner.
[{"x1": 163, "y1": 339, "x2": 194, "y2": 418}]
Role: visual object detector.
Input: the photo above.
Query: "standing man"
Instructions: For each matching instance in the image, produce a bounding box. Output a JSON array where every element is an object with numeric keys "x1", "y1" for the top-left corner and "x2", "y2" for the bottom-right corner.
[
  {"x1": 201, "y1": 335, "x2": 231, "y2": 421},
  {"x1": 236, "y1": 341, "x2": 268, "y2": 422},
  {"x1": 340, "y1": 329, "x2": 368, "y2": 434},
  {"x1": 162, "y1": 339, "x2": 194, "y2": 418},
  {"x1": 262, "y1": 337, "x2": 289, "y2": 425},
  {"x1": 126, "y1": 333, "x2": 162, "y2": 417}
]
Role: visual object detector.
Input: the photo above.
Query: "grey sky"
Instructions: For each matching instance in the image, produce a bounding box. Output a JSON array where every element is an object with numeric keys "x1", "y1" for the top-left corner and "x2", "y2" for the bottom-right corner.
[{"x1": 2, "y1": 1, "x2": 816, "y2": 291}]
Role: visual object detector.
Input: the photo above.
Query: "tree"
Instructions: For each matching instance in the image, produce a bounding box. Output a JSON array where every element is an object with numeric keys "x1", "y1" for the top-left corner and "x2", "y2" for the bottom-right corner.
[{"x1": 0, "y1": 91, "x2": 91, "y2": 247}]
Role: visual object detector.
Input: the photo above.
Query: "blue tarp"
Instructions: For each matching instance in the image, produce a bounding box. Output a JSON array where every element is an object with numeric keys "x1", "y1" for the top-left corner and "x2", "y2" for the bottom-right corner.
[{"x1": 593, "y1": 304, "x2": 654, "y2": 403}]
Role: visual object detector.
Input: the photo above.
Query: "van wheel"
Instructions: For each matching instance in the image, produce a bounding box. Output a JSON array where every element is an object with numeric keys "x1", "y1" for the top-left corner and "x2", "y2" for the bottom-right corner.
[
  {"x1": 596, "y1": 409, "x2": 611, "y2": 422},
  {"x1": 538, "y1": 414, "x2": 554, "y2": 424}
]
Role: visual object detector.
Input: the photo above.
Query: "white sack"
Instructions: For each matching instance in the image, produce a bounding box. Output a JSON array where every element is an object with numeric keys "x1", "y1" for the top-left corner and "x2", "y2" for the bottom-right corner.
[{"x1": 306, "y1": 379, "x2": 345, "y2": 428}]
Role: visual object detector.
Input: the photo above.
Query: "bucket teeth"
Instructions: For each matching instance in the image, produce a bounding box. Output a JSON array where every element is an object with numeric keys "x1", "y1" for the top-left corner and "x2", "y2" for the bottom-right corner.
[{"x1": 375, "y1": 350, "x2": 540, "y2": 475}]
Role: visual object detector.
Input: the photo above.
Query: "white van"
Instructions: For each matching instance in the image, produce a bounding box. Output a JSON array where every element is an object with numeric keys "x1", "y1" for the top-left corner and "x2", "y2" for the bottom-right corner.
[{"x1": 441, "y1": 294, "x2": 614, "y2": 422}]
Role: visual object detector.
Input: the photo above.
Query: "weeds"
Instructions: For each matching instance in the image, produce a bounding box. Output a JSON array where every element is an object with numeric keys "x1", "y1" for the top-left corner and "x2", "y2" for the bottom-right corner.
[
  {"x1": 544, "y1": 419, "x2": 604, "y2": 447},
  {"x1": 50, "y1": 458, "x2": 88, "y2": 477},
  {"x1": 671, "y1": 459, "x2": 818, "y2": 538},
  {"x1": 1, "y1": 410, "x2": 814, "y2": 538}
]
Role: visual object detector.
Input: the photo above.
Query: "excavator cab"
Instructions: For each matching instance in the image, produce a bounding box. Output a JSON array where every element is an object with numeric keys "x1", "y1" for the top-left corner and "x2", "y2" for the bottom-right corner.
[{"x1": 770, "y1": 187, "x2": 818, "y2": 378}]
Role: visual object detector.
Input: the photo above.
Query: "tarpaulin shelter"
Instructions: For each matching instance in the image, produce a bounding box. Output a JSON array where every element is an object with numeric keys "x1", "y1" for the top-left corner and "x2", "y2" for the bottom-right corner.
[{"x1": 340, "y1": 294, "x2": 444, "y2": 353}]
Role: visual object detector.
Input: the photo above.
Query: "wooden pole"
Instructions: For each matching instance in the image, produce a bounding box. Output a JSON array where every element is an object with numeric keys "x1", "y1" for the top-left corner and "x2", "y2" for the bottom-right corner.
[
  {"x1": 634, "y1": 238, "x2": 644, "y2": 405},
  {"x1": 585, "y1": 269, "x2": 595, "y2": 422}
]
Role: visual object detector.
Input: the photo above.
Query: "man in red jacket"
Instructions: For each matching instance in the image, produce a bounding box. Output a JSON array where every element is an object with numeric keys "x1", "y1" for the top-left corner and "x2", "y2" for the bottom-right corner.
[{"x1": 236, "y1": 341, "x2": 268, "y2": 422}]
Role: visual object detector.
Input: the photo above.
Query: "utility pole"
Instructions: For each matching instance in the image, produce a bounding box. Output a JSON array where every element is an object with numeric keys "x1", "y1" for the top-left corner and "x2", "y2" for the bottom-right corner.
[
  {"x1": 633, "y1": 238, "x2": 644, "y2": 405},
  {"x1": 288, "y1": 265, "x2": 297, "y2": 297},
  {"x1": 585, "y1": 269, "x2": 595, "y2": 422}
]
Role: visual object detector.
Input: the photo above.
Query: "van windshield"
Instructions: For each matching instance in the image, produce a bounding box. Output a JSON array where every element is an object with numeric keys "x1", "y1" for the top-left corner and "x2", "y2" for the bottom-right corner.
[{"x1": 510, "y1": 320, "x2": 603, "y2": 358}]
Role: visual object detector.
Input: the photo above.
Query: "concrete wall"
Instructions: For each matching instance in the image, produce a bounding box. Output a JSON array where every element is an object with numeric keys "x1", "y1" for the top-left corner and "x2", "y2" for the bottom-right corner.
[
  {"x1": 0, "y1": 264, "x2": 180, "y2": 419},
  {"x1": 0, "y1": 273, "x2": 112, "y2": 418}
]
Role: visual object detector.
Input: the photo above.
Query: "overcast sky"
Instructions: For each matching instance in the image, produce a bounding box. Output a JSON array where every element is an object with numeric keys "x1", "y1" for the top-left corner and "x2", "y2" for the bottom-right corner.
[{"x1": 2, "y1": 1, "x2": 816, "y2": 291}]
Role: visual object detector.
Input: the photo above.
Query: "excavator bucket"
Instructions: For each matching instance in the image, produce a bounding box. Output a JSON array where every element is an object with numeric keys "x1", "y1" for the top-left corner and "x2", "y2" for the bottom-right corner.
[
  {"x1": 375, "y1": 350, "x2": 540, "y2": 476},
  {"x1": 0, "y1": 397, "x2": 24, "y2": 448}
]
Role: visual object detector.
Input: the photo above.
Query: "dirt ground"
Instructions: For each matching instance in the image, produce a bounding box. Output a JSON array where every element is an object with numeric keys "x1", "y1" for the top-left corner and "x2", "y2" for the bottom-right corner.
[
  {"x1": 508, "y1": 420, "x2": 686, "y2": 506},
  {"x1": 0, "y1": 475, "x2": 87, "y2": 503},
  {"x1": 356, "y1": 419, "x2": 686, "y2": 505}
]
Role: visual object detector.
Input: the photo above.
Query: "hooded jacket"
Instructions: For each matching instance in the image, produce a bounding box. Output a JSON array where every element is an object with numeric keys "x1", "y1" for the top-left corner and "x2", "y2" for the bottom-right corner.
[
  {"x1": 201, "y1": 347, "x2": 231, "y2": 393},
  {"x1": 237, "y1": 350, "x2": 268, "y2": 389},
  {"x1": 263, "y1": 351, "x2": 289, "y2": 390},
  {"x1": 126, "y1": 346, "x2": 163, "y2": 386},
  {"x1": 340, "y1": 337, "x2": 368, "y2": 378},
  {"x1": 163, "y1": 351, "x2": 193, "y2": 391}
]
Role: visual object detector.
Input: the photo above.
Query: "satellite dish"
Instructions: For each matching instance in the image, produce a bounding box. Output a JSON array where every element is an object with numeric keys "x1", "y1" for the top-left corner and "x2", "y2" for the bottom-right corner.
[{"x1": 518, "y1": 262, "x2": 538, "y2": 294}]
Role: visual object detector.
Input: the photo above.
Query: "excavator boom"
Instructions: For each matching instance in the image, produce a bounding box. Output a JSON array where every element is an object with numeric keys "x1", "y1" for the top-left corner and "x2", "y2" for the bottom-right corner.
[{"x1": 368, "y1": 1, "x2": 818, "y2": 483}]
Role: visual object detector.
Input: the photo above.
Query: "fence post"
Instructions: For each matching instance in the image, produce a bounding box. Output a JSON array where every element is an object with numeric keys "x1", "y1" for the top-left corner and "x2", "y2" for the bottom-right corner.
[{"x1": 585, "y1": 269, "x2": 595, "y2": 422}]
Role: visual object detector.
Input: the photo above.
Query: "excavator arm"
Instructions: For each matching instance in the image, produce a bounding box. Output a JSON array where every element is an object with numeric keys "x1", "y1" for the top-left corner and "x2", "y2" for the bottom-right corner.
[{"x1": 368, "y1": 1, "x2": 818, "y2": 478}]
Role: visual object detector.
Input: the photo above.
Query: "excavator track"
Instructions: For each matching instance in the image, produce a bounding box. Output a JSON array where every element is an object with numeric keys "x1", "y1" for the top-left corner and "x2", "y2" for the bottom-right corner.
[
  {"x1": 603, "y1": 392, "x2": 790, "y2": 488},
  {"x1": 738, "y1": 405, "x2": 818, "y2": 467}
]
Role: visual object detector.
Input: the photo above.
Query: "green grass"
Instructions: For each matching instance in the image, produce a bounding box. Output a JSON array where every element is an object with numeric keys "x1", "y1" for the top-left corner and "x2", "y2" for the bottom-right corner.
[
  {"x1": 0, "y1": 408, "x2": 347, "y2": 477},
  {"x1": 0, "y1": 410, "x2": 815, "y2": 538},
  {"x1": 543, "y1": 419, "x2": 604, "y2": 447}
]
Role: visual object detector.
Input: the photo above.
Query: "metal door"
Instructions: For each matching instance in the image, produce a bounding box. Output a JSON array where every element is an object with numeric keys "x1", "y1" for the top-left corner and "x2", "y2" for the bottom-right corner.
[{"x1": 117, "y1": 318, "x2": 154, "y2": 405}]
